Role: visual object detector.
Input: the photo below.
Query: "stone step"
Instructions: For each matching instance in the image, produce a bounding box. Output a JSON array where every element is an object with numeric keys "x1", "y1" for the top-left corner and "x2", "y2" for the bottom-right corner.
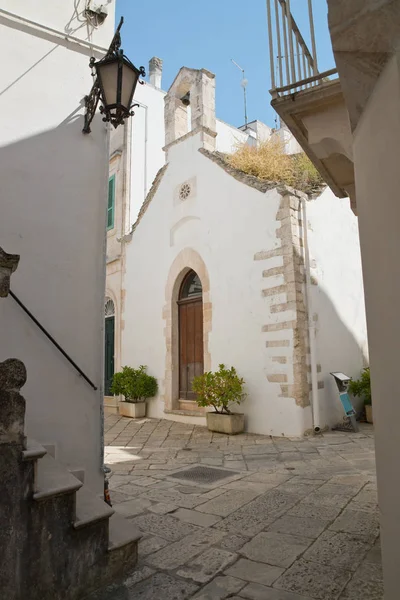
[
  {"x1": 179, "y1": 399, "x2": 205, "y2": 413},
  {"x1": 42, "y1": 443, "x2": 56, "y2": 458},
  {"x1": 22, "y1": 438, "x2": 47, "y2": 461},
  {"x1": 74, "y1": 486, "x2": 114, "y2": 529},
  {"x1": 108, "y1": 512, "x2": 142, "y2": 552},
  {"x1": 33, "y1": 453, "x2": 82, "y2": 501},
  {"x1": 70, "y1": 468, "x2": 85, "y2": 484},
  {"x1": 165, "y1": 408, "x2": 206, "y2": 418}
]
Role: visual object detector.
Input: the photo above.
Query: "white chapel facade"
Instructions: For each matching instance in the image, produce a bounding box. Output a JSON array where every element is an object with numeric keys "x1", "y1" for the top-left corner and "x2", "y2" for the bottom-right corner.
[{"x1": 104, "y1": 60, "x2": 368, "y2": 437}]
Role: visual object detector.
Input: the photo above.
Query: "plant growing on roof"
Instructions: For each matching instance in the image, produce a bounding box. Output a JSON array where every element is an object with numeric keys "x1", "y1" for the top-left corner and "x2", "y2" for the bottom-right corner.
[
  {"x1": 227, "y1": 138, "x2": 323, "y2": 194},
  {"x1": 348, "y1": 367, "x2": 371, "y2": 405},
  {"x1": 111, "y1": 365, "x2": 158, "y2": 403},
  {"x1": 192, "y1": 364, "x2": 246, "y2": 414}
]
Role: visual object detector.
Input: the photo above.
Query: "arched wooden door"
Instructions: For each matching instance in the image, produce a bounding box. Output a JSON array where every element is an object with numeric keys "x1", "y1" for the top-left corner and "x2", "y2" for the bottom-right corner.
[
  {"x1": 104, "y1": 298, "x2": 115, "y2": 396},
  {"x1": 178, "y1": 271, "x2": 203, "y2": 400}
]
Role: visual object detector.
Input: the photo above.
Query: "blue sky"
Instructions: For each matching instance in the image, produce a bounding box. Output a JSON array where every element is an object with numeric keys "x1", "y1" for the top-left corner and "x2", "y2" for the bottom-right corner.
[{"x1": 116, "y1": 0, "x2": 334, "y2": 129}]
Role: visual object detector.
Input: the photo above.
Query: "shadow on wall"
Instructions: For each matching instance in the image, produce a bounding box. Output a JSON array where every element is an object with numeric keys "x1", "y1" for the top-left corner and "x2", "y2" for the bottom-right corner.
[
  {"x1": 312, "y1": 282, "x2": 368, "y2": 428},
  {"x1": 0, "y1": 112, "x2": 107, "y2": 487},
  {"x1": 125, "y1": 257, "x2": 368, "y2": 435}
]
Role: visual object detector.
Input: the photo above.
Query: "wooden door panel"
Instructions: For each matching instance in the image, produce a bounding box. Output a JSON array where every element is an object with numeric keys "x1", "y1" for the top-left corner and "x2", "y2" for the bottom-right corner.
[
  {"x1": 104, "y1": 316, "x2": 115, "y2": 396},
  {"x1": 179, "y1": 299, "x2": 203, "y2": 400}
]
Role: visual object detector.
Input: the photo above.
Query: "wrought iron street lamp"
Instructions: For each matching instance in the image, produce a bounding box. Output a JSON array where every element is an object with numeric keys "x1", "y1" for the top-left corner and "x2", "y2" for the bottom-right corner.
[{"x1": 83, "y1": 17, "x2": 145, "y2": 134}]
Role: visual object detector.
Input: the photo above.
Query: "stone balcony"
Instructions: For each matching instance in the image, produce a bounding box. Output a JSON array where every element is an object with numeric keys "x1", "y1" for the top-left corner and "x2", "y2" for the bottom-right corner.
[{"x1": 271, "y1": 74, "x2": 356, "y2": 212}]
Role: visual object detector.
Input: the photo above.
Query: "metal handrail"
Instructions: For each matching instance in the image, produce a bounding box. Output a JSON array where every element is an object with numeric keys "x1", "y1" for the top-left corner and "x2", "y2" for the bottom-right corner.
[
  {"x1": 9, "y1": 290, "x2": 98, "y2": 390},
  {"x1": 266, "y1": 0, "x2": 329, "y2": 97},
  {"x1": 272, "y1": 68, "x2": 339, "y2": 97}
]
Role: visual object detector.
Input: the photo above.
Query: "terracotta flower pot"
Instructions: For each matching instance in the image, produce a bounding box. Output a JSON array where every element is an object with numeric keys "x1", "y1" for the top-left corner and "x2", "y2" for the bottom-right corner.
[
  {"x1": 206, "y1": 412, "x2": 245, "y2": 435},
  {"x1": 119, "y1": 401, "x2": 146, "y2": 418},
  {"x1": 365, "y1": 404, "x2": 373, "y2": 424}
]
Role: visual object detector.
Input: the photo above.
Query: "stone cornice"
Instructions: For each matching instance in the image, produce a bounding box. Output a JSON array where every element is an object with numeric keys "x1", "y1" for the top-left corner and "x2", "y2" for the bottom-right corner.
[{"x1": 162, "y1": 126, "x2": 217, "y2": 153}]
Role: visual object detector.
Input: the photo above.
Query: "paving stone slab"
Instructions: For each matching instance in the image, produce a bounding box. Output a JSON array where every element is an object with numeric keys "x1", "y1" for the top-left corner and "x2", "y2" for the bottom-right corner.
[
  {"x1": 172, "y1": 508, "x2": 222, "y2": 527},
  {"x1": 303, "y1": 530, "x2": 370, "y2": 570},
  {"x1": 138, "y1": 535, "x2": 170, "y2": 557},
  {"x1": 218, "y1": 533, "x2": 250, "y2": 552},
  {"x1": 276, "y1": 482, "x2": 321, "y2": 497},
  {"x1": 225, "y1": 558, "x2": 284, "y2": 587},
  {"x1": 306, "y1": 490, "x2": 354, "y2": 508},
  {"x1": 131, "y1": 513, "x2": 202, "y2": 541},
  {"x1": 124, "y1": 566, "x2": 155, "y2": 587},
  {"x1": 244, "y1": 472, "x2": 292, "y2": 484},
  {"x1": 339, "y1": 562, "x2": 383, "y2": 600},
  {"x1": 215, "y1": 490, "x2": 300, "y2": 536},
  {"x1": 316, "y1": 483, "x2": 363, "y2": 496},
  {"x1": 274, "y1": 559, "x2": 351, "y2": 600},
  {"x1": 177, "y1": 547, "x2": 237, "y2": 583},
  {"x1": 113, "y1": 497, "x2": 153, "y2": 517},
  {"x1": 240, "y1": 532, "x2": 311, "y2": 568},
  {"x1": 140, "y1": 487, "x2": 206, "y2": 509},
  {"x1": 108, "y1": 490, "x2": 132, "y2": 504},
  {"x1": 267, "y1": 515, "x2": 330, "y2": 539},
  {"x1": 192, "y1": 575, "x2": 246, "y2": 599},
  {"x1": 223, "y1": 480, "x2": 277, "y2": 494},
  {"x1": 287, "y1": 501, "x2": 343, "y2": 521},
  {"x1": 147, "y1": 502, "x2": 179, "y2": 515},
  {"x1": 145, "y1": 528, "x2": 225, "y2": 570},
  {"x1": 329, "y1": 475, "x2": 370, "y2": 486},
  {"x1": 329, "y1": 508, "x2": 380, "y2": 540},
  {"x1": 196, "y1": 489, "x2": 259, "y2": 517},
  {"x1": 240, "y1": 582, "x2": 313, "y2": 600},
  {"x1": 125, "y1": 572, "x2": 199, "y2": 600},
  {"x1": 364, "y1": 539, "x2": 382, "y2": 565}
]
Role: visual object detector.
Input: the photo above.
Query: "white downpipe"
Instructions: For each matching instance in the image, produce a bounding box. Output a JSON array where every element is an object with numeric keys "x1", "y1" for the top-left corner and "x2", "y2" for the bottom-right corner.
[
  {"x1": 301, "y1": 198, "x2": 321, "y2": 433},
  {"x1": 136, "y1": 101, "x2": 149, "y2": 199}
]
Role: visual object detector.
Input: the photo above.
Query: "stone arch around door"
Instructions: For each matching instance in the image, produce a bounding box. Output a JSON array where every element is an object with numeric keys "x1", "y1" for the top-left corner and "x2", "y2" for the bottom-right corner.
[{"x1": 163, "y1": 249, "x2": 212, "y2": 411}]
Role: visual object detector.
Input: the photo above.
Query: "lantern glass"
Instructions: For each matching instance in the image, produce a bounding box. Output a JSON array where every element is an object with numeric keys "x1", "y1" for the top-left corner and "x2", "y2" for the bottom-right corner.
[
  {"x1": 97, "y1": 59, "x2": 119, "y2": 108},
  {"x1": 121, "y1": 60, "x2": 140, "y2": 109}
]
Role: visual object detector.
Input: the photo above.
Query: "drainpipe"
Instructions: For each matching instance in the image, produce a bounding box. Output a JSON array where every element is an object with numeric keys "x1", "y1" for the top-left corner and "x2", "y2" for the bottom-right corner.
[
  {"x1": 301, "y1": 197, "x2": 321, "y2": 433},
  {"x1": 135, "y1": 101, "x2": 149, "y2": 210}
]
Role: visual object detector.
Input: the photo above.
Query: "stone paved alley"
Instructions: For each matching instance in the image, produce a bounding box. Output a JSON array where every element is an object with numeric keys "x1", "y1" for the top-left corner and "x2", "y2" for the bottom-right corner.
[{"x1": 87, "y1": 416, "x2": 381, "y2": 600}]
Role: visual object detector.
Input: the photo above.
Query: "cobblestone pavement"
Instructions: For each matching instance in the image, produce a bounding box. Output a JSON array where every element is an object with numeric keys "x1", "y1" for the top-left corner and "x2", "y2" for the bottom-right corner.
[{"x1": 89, "y1": 416, "x2": 381, "y2": 600}]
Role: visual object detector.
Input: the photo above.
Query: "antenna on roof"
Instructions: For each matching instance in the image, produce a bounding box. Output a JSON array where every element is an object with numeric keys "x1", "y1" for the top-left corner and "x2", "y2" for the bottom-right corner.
[{"x1": 231, "y1": 59, "x2": 248, "y2": 127}]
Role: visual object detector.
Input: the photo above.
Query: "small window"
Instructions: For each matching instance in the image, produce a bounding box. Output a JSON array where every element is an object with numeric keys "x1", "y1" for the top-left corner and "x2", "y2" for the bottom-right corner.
[
  {"x1": 107, "y1": 175, "x2": 115, "y2": 231},
  {"x1": 105, "y1": 297, "x2": 115, "y2": 317},
  {"x1": 179, "y1": 270, "x2": 202, "y2": 300}
]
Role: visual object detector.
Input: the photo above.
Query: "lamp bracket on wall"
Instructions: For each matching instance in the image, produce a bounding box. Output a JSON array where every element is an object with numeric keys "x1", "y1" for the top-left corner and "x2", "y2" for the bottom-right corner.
[{"x1": 83, "y1": 17, "x2": 145, "y2": 134}]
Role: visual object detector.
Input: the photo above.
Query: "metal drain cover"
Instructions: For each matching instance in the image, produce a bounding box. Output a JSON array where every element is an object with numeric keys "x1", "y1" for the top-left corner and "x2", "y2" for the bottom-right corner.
[{"x1": 170, "y1": 466, "x2": 238, "y2": 485}]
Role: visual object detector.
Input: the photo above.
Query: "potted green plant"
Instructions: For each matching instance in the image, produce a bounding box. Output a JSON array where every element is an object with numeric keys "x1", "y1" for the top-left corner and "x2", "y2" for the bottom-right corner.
[
  {"x1": 111, "y1": 365, "x2": 158, "y2": 418},
  {"x1": 348, "y1": 367, "x2": 372, "y2": 423},
  {"x1": 192, "y1": 364, "x2": 246, "y2": 434}
]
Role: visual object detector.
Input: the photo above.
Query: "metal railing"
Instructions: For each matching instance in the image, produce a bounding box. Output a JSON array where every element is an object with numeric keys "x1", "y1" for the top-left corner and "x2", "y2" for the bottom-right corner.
[
  {"x1": 266, "y1": 0, "x2": 337, "y2": 97},
  {"x1": 9, "y1": 290, "x2": 98, "y2": 390}
]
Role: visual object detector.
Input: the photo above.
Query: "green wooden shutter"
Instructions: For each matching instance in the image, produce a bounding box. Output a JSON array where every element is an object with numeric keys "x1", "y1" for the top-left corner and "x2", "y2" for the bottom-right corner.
[{"x1": 107, "y1": 175, "x2": 115, "y2": 230}]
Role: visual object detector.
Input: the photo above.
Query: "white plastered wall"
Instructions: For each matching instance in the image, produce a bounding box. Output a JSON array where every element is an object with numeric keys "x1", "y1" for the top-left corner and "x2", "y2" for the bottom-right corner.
[
  {"x1": 121, "y1": 132, "x2": 313, "y2": 437},
  {"x1": 306, "y1": 188, "x2": 368, "y2": 427},
  {"x1": 352, "y1": 52, "x2": 400, "y2": 600},
  {"x1": 0, "y1": 0, "x2": 115, "y2": 491}
]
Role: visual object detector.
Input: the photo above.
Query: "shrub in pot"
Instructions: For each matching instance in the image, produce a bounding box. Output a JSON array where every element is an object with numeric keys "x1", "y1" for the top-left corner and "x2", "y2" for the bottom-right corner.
[
  {"x1": 192, "y1": 364, "x2": 246, "y2": 434},
  {"x1": 348, "y1": 367, "x2": 372, "y2": 423},
  {"x1": 111, "y1": 365, "x2": 158, "y2": 418}
]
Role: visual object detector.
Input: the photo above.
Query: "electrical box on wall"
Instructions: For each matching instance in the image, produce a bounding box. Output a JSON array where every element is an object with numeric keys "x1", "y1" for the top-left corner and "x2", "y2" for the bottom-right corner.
[{"x1": 85, "y1": 2, "x2": 108, "y2": 25}]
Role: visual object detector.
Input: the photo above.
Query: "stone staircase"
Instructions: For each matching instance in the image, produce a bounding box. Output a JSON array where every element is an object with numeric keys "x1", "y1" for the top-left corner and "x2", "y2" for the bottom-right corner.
[{"x1": 0, "y1": 247, "x2": 141, "y2": 599}]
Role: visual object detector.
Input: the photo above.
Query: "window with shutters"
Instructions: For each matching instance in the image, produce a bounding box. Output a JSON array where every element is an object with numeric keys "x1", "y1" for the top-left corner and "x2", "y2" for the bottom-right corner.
[{"x1": 107, "y1": 175, "x2": 115, "y2": 231}]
